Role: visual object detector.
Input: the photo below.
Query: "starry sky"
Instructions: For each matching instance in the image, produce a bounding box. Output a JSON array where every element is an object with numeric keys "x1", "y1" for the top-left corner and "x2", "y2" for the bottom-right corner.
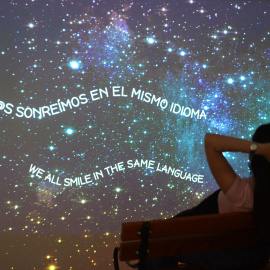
[{"x1": 1, "y1": 0, "x2": 270, "y2": 269}]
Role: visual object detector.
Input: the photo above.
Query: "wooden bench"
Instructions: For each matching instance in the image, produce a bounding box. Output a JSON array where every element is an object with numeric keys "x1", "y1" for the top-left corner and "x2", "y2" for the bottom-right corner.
[{"x1": 114, "y1": 212, "x2": 270, "y2": 270}]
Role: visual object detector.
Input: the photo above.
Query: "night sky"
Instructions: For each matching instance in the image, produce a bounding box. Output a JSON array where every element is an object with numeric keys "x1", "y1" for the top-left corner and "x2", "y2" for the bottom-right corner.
[{"x1": 1, "y1": 0, "x2": 270, "y2": 269}]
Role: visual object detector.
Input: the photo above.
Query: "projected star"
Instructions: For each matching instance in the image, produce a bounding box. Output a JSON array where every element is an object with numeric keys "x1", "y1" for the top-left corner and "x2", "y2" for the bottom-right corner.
[
  {"x1": 27, "y1": 23, "x2": 35, "y2": 28},
  {"x1": 146, "y1": 37, "x2": 157, "y2": 44},
  {"x1": 69, "y1": 61, "x2": 80, "y2": 69},
  {"x1": 65, "y1": 128, "x2": 75, "y2": 135}
]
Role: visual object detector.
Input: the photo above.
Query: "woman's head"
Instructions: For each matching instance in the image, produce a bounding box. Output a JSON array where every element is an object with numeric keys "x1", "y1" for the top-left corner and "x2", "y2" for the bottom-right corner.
[
  {"x1": 252, "y1": 122, "x2": 270, "y2": 144},
  {"x1": 251, "y1": 123, "x2": 270, "y2": 243},
  {"x1": 250, "y1": 123, "x2": 270, "y2": 174}
]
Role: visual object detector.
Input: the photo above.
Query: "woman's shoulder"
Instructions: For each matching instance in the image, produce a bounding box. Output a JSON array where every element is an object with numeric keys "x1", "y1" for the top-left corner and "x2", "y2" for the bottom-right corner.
[{"x1": 218, "y1": 175, "x2": 254, "y2": 213}]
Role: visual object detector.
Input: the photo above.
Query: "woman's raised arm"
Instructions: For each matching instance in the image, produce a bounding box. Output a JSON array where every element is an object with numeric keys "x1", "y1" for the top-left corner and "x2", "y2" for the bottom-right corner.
[{"x1": 204, "y1": 133, "x2": 252, "y2": 193}]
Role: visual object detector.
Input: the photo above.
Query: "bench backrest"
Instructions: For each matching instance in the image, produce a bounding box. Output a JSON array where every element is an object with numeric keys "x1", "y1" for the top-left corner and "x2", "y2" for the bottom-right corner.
[{"x1": 119, "y1": 212, "x2": 259, "y2": 261}]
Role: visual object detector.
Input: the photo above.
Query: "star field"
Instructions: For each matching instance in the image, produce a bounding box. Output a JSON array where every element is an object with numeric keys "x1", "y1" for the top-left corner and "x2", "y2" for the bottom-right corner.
[{"x1": 1, "y1": 0, "x2": 270, "y2": 269}]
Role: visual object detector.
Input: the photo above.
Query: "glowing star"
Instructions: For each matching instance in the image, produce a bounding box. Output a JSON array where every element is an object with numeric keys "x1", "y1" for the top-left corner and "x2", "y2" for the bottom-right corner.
[
  {"x1": 115, "y1": 188, "x2": 121, "y2": 192},
  {"x1": 81, "y1": 199, "x2": 87, "y2": 204},
  {"x1": 69, "y1": 60, "x2": 80, "y2": 69},
  {"x1": 28, "y1": 23, "x2": 35, "y2": 28},
  {"x1": 240, "y1": 76, "x2": 246, "y2": 81},
  {"x1": 227, "y1": 78, "x2": 234, "y2": 84},
  {"x1": 47, "y1": 265, "x2": 58, "y2": 270},
  {"x1": 180, "y1": 51, "x2": 186, "y2": 56},
  {"x1": 146, "y1": 37, "x2": 156, "y2": 44},
  {"x1": 197, "y1": 8, "x2": 205, "y2": 13},
  {"x1": 66, "y1": 128, "x2": 74, "y2": 135}
]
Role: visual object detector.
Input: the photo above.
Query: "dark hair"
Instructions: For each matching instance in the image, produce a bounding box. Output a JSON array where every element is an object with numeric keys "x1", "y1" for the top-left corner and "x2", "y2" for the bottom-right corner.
[{"x1": 250, "y1": 123, "x2": 270, "y2": 243}]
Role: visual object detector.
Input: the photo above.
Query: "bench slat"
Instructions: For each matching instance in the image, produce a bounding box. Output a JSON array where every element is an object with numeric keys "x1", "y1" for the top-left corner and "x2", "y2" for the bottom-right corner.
[{"x1": 121, "y1": 212, "x2": 255, "y2": 241}]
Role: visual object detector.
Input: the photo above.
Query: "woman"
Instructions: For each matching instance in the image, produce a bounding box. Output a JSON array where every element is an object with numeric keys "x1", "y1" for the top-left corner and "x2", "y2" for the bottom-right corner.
[{"x1": 147, "y1": 123, "x2": 270, "y2": 270}]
